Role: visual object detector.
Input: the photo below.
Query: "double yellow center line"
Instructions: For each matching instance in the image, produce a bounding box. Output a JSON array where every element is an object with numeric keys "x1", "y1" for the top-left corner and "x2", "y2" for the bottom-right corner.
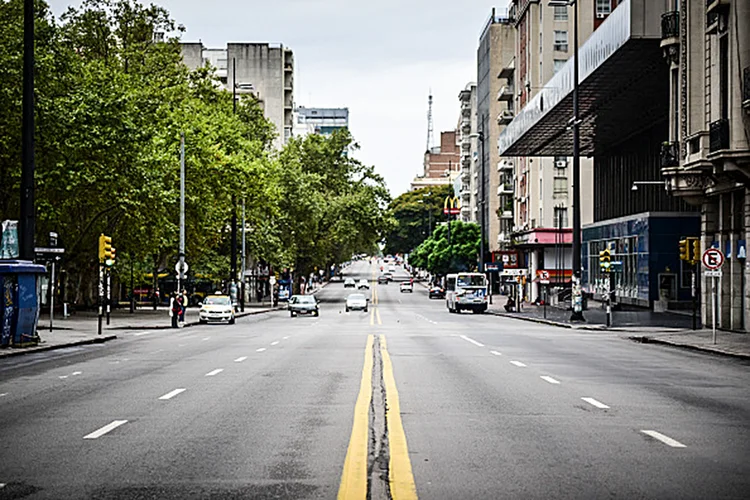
[
  {"x1": 370, "y1": 272, "x2": 382, "y2": 325},
  {"x1": 338, "y1": 335, "x2": 417, "y2": 499}
]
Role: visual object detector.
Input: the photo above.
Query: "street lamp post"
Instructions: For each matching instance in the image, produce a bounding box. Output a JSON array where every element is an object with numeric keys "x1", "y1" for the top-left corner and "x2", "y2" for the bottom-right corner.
[
  {"x1": 550, "y1": 0, "x2": 583, "y2": 321},
  {"x1": 20, "y1": 0, "x2": 35, "y2": 260}
]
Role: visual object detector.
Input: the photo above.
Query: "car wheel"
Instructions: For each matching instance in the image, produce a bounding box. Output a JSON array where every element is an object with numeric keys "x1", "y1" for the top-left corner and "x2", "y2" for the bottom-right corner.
[
  {"x1": 314, "y1": 310, "x2": 319, "y2": 317},
  {"x1": 199, "y1": 319, "x2": 207, "y2": 324},
  {"x1": 229, "y1": 316, "x2": 236, "y2": 324},
  {"x1": 364, "y1": 307, "x2": 368, "y2": 312},
  {"x1": 346, "y1": 307, "x2": 350, "y2": 312},
  {"x1": 290, "y1": 311, "x2": 296, "y2": 317}
]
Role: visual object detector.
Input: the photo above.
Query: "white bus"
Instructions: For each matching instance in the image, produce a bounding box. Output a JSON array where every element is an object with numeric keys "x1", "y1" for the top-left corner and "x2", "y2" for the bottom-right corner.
[{"x1": 445, "y1": 272, "x2": 488, "y2": 314}]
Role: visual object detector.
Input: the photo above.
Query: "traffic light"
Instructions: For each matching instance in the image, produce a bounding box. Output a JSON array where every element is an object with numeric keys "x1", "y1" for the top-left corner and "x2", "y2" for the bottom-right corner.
[
  {"x1": 106, "y1": 247, "x2": 116, "y2": 267},
  {"x1": 690, "y1": 238, "x2": 700, "y2": 265},
  {"x1": 599, "y1": 248, "x2": 611, "y2": 273},
  {"x1": 678, "y1": 238, "x2": 690, "y2": 262},
  {"x1": 98, "y1": 234, "x2": 112, "y2": 263}
]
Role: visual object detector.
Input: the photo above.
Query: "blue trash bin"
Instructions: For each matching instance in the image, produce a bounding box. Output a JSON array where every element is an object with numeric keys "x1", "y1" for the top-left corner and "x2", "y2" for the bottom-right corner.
[{"x1": 0, "y1": 260, "x2": 47, "y2": 347}]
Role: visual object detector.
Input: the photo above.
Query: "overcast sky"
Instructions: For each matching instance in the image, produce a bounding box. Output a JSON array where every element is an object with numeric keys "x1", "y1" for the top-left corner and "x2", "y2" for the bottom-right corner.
[{"x1": 47, "y1": 0, "x2": 510, "y2": 197}]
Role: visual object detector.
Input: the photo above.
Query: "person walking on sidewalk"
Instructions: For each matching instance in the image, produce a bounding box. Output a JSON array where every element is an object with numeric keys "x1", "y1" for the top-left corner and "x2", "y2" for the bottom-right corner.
[
  {"x1": 170, "y1": 292, "x2": 180, "y2": 328},
  {"x1": 178, "y1": 290, "x2": 187, "y2": 324}
]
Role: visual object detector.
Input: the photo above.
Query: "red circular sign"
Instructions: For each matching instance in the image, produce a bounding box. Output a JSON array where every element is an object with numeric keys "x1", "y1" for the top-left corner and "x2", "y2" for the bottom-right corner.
[{"x1": 702, "y1": 248, "x2": 725, "y2": 270}]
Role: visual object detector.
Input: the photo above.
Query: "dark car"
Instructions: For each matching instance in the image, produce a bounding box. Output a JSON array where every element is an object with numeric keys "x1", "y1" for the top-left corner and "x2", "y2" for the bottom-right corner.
[
  {"x1": 288, "y1": 295, "x2": 319, "y2": 317},
  {"x1": 428, "y1": 285, "x2": 445, "y2": 299},
  {"x1": 377, "y1": 274, "x2": 389, "y2": 284},
  {"x1": 382, "y1": 272, "x2": 393, "y2": 282}
]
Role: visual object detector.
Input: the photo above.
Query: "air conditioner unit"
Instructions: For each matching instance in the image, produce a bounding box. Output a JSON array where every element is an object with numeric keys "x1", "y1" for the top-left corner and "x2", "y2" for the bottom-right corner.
[
  {"x1": 555, "y1": 160, "x2": 567, "y2": 168},
  {"x1": 596, "y1": 12, "x2": 607, "y2": 19}
]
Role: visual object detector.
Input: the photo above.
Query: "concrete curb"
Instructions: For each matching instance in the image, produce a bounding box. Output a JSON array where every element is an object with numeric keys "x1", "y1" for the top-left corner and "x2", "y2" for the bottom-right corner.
[
  {"x1": 0, "y1": 335, "x2": 118, "y2": 358},
  {"x1": 628, "y1": 336, "x2": 750, "y2": 360},
  {"x1": 486, "y1": 309, "x2": 576, "y2": 329},
  {"x1": 110, "y1": 306, "x2": 285, "y2": 330}
]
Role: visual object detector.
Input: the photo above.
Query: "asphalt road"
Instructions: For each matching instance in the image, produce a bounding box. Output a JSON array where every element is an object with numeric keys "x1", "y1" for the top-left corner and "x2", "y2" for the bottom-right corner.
[{"x1": 1, "y1": 260, "x2": 749, "y2": 499}]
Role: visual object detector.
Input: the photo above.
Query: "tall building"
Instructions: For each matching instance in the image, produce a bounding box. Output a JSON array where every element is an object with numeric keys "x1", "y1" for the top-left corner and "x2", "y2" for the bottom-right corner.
[
  {"x1": 293, "y1": 107, "x2": 349, "y2": 137},
  {"x1": 661, "y1": 0, "x2": 750, "y2": 331},
  {"x1": 181, "y1": 42, "x2": 295, "y2": 148},
  {"x1": 457, "y1": 83, "x2": 479, "y2": 222},
  {"x1": 499, "y1": 0, "x2": 699, "y2": 310},
  {"x1": 477, "y1": 9, "x2": 515, "y2": 258},
  {"x1": 410, "y1": 131, "x2": 461, "y2": 191}
]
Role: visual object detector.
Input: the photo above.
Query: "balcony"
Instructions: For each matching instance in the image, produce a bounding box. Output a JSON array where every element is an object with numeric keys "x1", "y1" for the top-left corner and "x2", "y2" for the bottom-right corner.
[
  {"x1": 709, "y1": 119, "x2": 729, "y2": 152},
  {"x1": 498, "y1": 160, "x2": 513, "y2": 171},
  {"x1": 660, "y1": 11, "x2": 679, "y2": 49},
  {"x1": 499, "y1": 210, "x2": 513, "y2": 220},
  {"x1": 497, "y1": 85, "x2": 513, "y2": 102},
  {"x1": 743, "y1": 67, "x2": 750, "y2": 111},
  {"x1": 660, "y1": 141, "x2": 679, "y2": 168},
  {"x1": 706, "y1": 0, "x2": 730, "y2": 15},
  {"x1": 461, "y1": 141, "x2": 471, "y2": 151},
  {"x1": 497, "y1": 183, "x2": 513, "y2": 196},
  {"x1": 497, "y1": 110, "x2": 514, "y2": 125}
]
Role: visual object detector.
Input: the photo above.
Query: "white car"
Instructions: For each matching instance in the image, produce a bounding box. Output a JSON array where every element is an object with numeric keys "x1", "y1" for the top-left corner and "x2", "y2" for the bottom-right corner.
[
  {"x1": 344, "y1": 278, "x2": 356, "y2": 288},
  {"x1": 388, "y1": 265, "x2": 396, "y2": 273},
  {"x1": 399, "y1": 282, "x2": 413, "y2": 293},
  {"x1": 357, "y1": 279, "x2": 369, "y2": 289},
  {"x1": 346, "y1": 293, "x2": 369, "y2": 312},
  {"x1": 199, "y1": 295, "x2": 236, "y2": 324}
]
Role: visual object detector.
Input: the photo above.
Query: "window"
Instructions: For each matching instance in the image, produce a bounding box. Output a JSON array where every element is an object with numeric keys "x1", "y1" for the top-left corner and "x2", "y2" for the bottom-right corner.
[
  {"x1": 553, "y1": 177, "x2": 568, "y2": 195},
  {"x1": 553, "y1": 59, "x2": 567, "y2": 74},
  {"x1": 553, "y1": 6, "x2": 568, "y2": 21},
  {"x1": 553, "y1": 207, "x2": 568, "y2": 228},
  {"x1": 596, "y1": 0, "x2": 611, "y2": 16},
  {"x1": 554, "y1": 31, "x2": 568, "y2": 52}
]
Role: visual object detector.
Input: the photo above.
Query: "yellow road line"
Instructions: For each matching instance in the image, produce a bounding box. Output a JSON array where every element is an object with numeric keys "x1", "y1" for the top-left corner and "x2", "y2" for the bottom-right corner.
[
  {"x1": 376, "y1": 308, "x2": 382, "y2": 325},
  {"x1": 338, "y1": 335, "x2": 374, "y2": 500},
  {"x1": 380, "y1": 335, "x2": 418, "y2": 500}
]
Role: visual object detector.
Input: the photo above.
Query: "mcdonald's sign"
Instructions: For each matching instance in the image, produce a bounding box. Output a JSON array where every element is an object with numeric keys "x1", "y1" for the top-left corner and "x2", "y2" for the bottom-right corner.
[{"x1": 443, "y1": 196, "x2": 461, "y2": 215}]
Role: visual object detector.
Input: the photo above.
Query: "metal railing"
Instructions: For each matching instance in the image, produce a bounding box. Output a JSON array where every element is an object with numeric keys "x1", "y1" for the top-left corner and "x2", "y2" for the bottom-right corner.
[
  {"x1": 661, "y1": 11, "x2": 679, "y2": 39},
  {"x1": 709, "y1": 119, "x2": 729, "y2": 152},
  {"x1": 660, "y1": 141, "x2": 679, "y2": 167}
]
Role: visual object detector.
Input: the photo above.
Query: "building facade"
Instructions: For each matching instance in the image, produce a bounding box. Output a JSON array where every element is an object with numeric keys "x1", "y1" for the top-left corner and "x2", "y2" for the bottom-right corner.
[
  {"x1": 661, "y1": 0, "x2": 750, "y2": 331},
  {"x1": 458, "y1": 83, "x2": 479, "y2": 222},
  {"x1": 181, "y1": 42, "x2": 295, "y2": 148},
  {"x1": 293, "y1": 107, "x2": 349, "y2": 137},
  {"x1": 477, "y1": 10, "x2": 516, "y2": 256},
  {"x1": 410, "y1": 131, "x2": 461, "y2": 191}
]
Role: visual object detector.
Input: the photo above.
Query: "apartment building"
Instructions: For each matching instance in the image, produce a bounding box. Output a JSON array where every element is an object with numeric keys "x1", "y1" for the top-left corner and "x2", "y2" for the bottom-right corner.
[
  {"x1": 457, "y1": 83, "x2": 479, "y2": 222},
  {"x1": 181, "y1": 42, "x2": 295, "y2": 148},
  {"x1": 499, "y1": 0, "x2": 699, "y2": 311},
  {"x1": 477, "y1": 10, "x2": 516, "y2": 260},
  {"x1": 410, "y1": 131, "x2": 461, "y2": 191},
  {"x1": 661, "y1": 0, "x2": 750, "y2": 331},
  {"x1": 293, "y1": 107, "x2": 349, "y2": 138}
]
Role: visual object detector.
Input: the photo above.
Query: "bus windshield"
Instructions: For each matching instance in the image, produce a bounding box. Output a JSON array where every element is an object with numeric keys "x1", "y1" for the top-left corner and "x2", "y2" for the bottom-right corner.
[{"x1": 456, "y1": 274, "x2": 487, "y2": 288}]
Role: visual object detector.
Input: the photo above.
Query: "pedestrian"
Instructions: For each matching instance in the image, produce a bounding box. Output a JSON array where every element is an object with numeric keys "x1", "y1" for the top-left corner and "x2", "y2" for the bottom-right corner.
[
  {"x1": 504, "y1": 295, "x2": 515, "y2": 313},
  {"x1": 170, "y1": 292, "x2": 179, "y2": 328},
  {"x1": 272, "y1": 286, "x2": 279, "y2": 307},
  {"x1": 179, "y1": 290, "x2": 187, "y2": 323}
]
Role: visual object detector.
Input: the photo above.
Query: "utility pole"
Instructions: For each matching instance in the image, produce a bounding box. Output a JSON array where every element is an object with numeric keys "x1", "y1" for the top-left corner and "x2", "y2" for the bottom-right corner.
[
  {"x1": 479, "y1": 124, "x2": 486, "y2": 274},
  {"x1": 241, "y1": 198, "x2": 246, "y2": 312},
  {"x1": 178, "y1": 132, "x2": 186, "y2": 294},
  {"x1": 230, "y1": 57, "x2": 239, "y2": 301},
  {"x1": 20, "y1": 0, "x2": 35, "y2": 260}
]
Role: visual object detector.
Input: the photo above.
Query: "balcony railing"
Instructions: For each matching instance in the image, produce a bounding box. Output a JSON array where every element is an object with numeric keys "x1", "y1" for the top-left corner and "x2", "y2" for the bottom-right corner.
[
  {"x1": 743, "y1": 67, "x2": 750, "y2": 110},
  {"x1": 660, "y1": 141, "x2": 679, "y2": 168},
  {"x1": 661, "y1": 11, "x2": 679, "y2": 40},
  {"x1": 709, "y1": 119, "x2": 729, "y2": 152}
]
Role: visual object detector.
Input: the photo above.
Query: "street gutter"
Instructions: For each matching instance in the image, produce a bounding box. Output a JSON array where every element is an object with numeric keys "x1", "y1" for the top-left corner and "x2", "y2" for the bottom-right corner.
[{"x1": 0, "y1": 335, "x2": 118, "y2": 358}]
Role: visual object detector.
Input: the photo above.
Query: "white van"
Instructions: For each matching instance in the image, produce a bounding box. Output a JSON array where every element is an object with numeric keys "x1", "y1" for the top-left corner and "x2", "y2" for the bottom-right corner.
[{"x1": 445, "y1": 273, "x2": 488, "y2": 314}]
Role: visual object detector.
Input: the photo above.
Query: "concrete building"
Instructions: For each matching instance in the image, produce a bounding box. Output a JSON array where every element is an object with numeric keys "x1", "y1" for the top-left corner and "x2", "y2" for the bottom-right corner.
[
  {"x1": 477, "y1": 10, "x2": 515, "y2": 258},
  {"x1": 457, "y1": 83, "x2": 479, "y2": 222},
  {"x1": 661, "y1": 0, "x2": 750, "y2": 331},
  {"x1": 180, "y1": 42, "x2": 295, "y2": 148},
  {"x1": 293, "y1": 107, "x2": 349, "y2": 138},
  {"x1": 498, "y1": 0, "x2": 700, "y2": 310},
  {"x1": 410, "y1": 131, "x2": 461, "y2": 191}
]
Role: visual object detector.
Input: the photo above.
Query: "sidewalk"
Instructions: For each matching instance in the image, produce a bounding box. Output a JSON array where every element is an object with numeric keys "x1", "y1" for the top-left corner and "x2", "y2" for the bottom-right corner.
[
  {"x1": 486, "y1": 298, "x2": 750, "y2": 360},
  {"x1": 0, "y1": 302, "x2": 281, "y2": 359}
]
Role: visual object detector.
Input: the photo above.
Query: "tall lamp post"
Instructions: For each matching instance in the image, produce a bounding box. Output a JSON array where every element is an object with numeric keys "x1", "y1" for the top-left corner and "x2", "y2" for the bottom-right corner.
[
  {"x1": 20, "y1": 0, "x2": 35, "y2": 260},
  {"x1": 470, "y1": 126, "x2": 486, "y2": 274},
  {"x1": 549, "y1": 0, "x2": 583, "y2": 321}
]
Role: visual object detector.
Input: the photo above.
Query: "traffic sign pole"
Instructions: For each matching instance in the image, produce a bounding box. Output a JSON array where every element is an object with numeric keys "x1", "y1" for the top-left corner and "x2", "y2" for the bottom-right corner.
[{"x1": 702, "y1": 248, "x2": 725, "y2": 343}]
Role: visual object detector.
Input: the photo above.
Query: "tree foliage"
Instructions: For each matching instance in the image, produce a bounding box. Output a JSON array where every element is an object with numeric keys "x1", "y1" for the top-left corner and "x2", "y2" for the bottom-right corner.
[
  {"x1": 0, "y1": 0, "x2": 388, "y2": 304},
  {"x1": 409, "y1": 220, "x2": 480, "y2": 276},
  {"x1": 382, "y1": 185, "x2": 453, "y2": 256}
]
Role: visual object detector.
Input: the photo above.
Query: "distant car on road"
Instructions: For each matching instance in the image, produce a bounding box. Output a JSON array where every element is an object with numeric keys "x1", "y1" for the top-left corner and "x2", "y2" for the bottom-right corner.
[
  {"x1": 428, "y1": 285, "x2": 445, "y2": 299},
  {"x1": 377, "y1": 275, "x2": 389, "y2": 284},
  {"x1": 382, "y1": 272, "x2": 393, "y2": 282},
  {"x1": 389, "y1": 265, "x2": 396, "y2": 273},
  {"x1": 199, "y1": 295, "x2": 236, "y2": 324},
  {"x1": 288, "y1": 294, "x2": 319, "y2": 317},
  {"x1": 357, "y1": 279, "x2": 369, "y2": 289},
  {"x1": 344, "y1": 278, "x2": 356, "y2": 288},
  {"x1": 399, "y1": 282, "x2": 413, "y2": 293},
  {"x1": 346, "y1": 293, "x2": 369, "y2": 312}
]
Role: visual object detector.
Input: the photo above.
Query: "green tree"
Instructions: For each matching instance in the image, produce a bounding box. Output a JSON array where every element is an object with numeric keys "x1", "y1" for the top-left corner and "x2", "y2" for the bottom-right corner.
[
  {"x1": 383, "y1": 185, "x2": 453, "y2": 256},
  {"x1": 409, "y1": 220, "x2": 480, "y2": 276}
]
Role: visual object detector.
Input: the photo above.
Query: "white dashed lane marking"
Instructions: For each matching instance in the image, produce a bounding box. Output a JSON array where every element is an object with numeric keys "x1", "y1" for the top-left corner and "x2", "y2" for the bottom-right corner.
[
  {"x1": 641, "y1": 430, "x2": 686, "y2": 448},
  {"x1": 271, "y1": 341, "x2": 279, "y2": 346},
  {"x1": 202, "y1": 337, "x2": 211, "y2": 341},
  {"x1": 459, "y1": 335, "x2": 485, "y2": 347},
  {"x1": 490, "y1": 350, "x2": 502, "y2": 356},
  {"x1": 256, "y1": 348, "x2": 267, "y2": 352},
  {"x1": 581, "y1": 397, "x2": 610, "y2": 409},
  {"x1": 159, "y1": 388, "x2": 186, "y2": 400},
  {"x1": 205, "y1": 369, "x2": 224, "y2": 377},
  {"x1": 510, "y1": 361, "x2": 527, "y2": 367},
  {"x1": 540, "y1": 376, "x2": 560, "y2": 384},
  {"x1": 234, "y1": 356, "x2": 248, "y2": 362},
  {"x1": 84, "y1": 420, "x2": 128, "y2": 439},
  {"x1": 72, "y1": 371, "x2": 82, "y2": 376}
]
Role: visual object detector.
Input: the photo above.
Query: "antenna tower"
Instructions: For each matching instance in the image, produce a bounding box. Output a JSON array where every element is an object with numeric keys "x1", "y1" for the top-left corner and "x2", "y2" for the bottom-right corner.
[{"x1": 426, "y1": 91, "x2": 434, "y2": 153}]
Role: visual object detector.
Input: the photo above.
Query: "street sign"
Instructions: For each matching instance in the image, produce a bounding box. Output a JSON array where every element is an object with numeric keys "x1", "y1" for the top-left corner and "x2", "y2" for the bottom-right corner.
[
  {"x1": 485, "y1": 262, "x2": 500, "y2": 272},
  {"x1": 702, "y1": 248, "x2": 724, "y2": 270},
  {"x1": 704, "y1": 270, "x2": 723, "y2": 278},
  {"x1": 539, "y1": 270, "x2": 550, "y2": 285},
  {"x1": 500, "y1": 268, "x2": 527, "y2": 277},
  {"x1": 34, "y1": 247, "x2": 65, "y2": 254}
]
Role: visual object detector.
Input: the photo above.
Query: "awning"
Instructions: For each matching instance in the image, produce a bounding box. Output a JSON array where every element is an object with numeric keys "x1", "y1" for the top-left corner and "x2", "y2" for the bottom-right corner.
[{"x1": 498, "y1": 0, "x2": 669, "y2": 157}]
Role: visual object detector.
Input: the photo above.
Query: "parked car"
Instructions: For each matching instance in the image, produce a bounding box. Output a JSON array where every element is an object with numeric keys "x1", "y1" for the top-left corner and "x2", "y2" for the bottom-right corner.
[
  {"x1": 344, "y1": 278, "x2": 356, "y2": 288},
  {"x1": 428, "y1": 285, "x2": 445, "y2": 299},
  {"x1": 357, "y1": 279, "x2": 369, "y2": 289},
  {"x1": 346, "y1": 293, "x2": 369, "y2": 312},
  {"x1": 377, "y1": 274, "x2": 389, "y2": 284},
  {"x1": 399, "y1": 282, "x2": 413, "y2": 293},
  {"x1": 199, "y1": 295, "x2": 235, "y2": 324},
  {"x1": 288, "y1": 294, "x2": 319, "y2": 317}
]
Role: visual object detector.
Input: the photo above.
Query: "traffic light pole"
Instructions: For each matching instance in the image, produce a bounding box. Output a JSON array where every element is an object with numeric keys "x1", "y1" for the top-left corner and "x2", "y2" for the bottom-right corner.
[{"x1": 98, "y1": 263, "x2": 104, "y2": 336}]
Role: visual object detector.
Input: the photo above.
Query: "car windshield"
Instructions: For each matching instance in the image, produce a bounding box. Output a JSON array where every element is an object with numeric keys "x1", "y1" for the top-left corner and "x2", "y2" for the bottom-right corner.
[
  {"x1": 295, "y1": 296, "x2": 316, "y2": 304},
  {"x1": 347, "y1": 294, "x2": 365, "y2": 301},
  {"x1": 204, "y1": 296, "x2": 230, "y2": 305}
]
